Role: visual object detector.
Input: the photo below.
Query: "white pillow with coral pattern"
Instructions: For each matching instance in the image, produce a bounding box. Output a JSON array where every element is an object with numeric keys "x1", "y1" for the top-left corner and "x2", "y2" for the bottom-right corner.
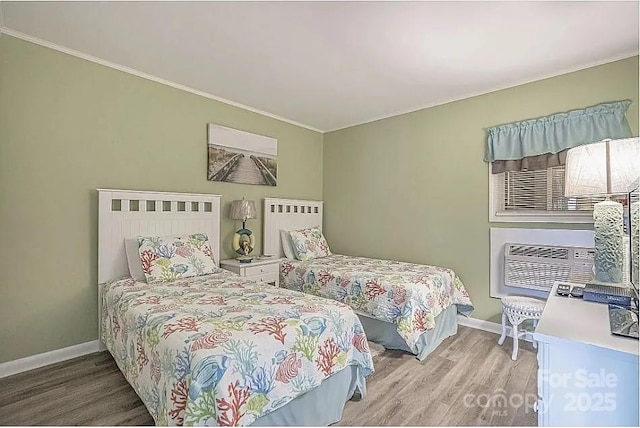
[
  {"x1": 137, "y1": 233, "x2": 218, "y2": 284},
  {"x1": 288, "y1": 227, "x2": 332, "y2": 261}
]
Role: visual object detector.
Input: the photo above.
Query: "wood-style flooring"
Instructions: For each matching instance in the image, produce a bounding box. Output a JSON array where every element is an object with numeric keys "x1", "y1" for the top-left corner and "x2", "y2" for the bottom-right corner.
[{"x1": 0, "y1": 326, "x2": 537, "y2": 426}]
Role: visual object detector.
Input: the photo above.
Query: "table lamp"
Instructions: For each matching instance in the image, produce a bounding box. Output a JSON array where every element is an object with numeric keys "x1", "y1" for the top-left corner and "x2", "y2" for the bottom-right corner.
[
  {"x1": 565, "y1": 137, "x2": 640, "y2": 284},
  {"x1": 229, "y1": 198, "x2": 257, "y2": 262}
]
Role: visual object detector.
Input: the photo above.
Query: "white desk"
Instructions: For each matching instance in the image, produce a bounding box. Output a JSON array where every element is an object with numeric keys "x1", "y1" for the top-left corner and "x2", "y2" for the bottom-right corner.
[{"x1": 533, "y1": 282, "x2": 639, "y2": 426}]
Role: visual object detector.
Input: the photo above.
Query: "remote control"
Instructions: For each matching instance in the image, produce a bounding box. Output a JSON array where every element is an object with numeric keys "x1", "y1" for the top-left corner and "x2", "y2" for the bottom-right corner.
[
  {"x1": 570, "y1": 286, "x2": 584, "y2": 298},
  {"x1": 556, "y1": 283, "x2": 571, "y2": 296}
]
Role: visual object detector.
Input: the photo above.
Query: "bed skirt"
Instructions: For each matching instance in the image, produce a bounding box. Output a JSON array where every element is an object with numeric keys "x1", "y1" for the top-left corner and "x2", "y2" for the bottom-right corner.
[
  {"x1": 357, "y1": 305, "x2": 459, "y2": 361},
  {"x1": 251, "y1": 365, "x2": 366, "y2": 426}
]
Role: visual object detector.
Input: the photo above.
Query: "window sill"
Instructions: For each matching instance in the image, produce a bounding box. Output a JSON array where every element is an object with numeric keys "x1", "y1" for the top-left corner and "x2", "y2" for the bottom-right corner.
[{"x1": 490, "y1": 212, "x2": 594, "y2": 224}]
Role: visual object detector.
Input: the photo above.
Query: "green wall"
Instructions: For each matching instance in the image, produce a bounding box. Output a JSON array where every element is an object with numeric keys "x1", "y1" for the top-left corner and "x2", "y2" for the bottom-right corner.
[
  {"x1": 0, "y1": 35, "x2": 323, "y2": 363},
  {"x1": 1, "y1": 32, "x2": 638, "y2": 364},
  {"x1": 323, "y1": 56, "x2": 639, "y2": 323}
]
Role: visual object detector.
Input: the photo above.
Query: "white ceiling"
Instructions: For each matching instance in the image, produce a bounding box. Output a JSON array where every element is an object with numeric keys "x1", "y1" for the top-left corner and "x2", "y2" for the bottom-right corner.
[{"x1": 1, "y1": 1, "x2": 638, "y2": 132}]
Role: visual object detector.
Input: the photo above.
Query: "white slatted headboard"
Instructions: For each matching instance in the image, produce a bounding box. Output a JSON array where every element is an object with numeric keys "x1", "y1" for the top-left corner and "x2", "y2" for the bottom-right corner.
[
  {"x1": 97, "y1": 189, "x2": 221, "y2": 349},
  {"x1": 98, "y1": 189, "x2": 222, "y2": 283},
  {"x1": 263, "y1": 198, "x2": 324, "y2": 257}
]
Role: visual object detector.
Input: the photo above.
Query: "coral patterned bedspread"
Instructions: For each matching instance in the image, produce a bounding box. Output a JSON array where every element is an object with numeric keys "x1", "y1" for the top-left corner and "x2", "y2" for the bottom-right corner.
[
  {"x1": 101, "y1": 271, "x2": 374, "y2": 426},
  {"x1": 280, "y1": 255, "x2": 474, "y2": 354}
]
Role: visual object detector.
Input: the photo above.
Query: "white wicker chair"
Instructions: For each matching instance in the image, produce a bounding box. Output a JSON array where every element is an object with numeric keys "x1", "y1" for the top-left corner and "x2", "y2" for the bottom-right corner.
[{"x1": 498, "y1": 296, "x2": 546, "y2": 360}]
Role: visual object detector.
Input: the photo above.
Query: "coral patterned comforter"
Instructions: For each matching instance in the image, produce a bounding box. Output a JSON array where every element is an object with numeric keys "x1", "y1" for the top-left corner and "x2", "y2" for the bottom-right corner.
[
  {"x1": 101, "y1": 271, "x2": 374, "y2": 426},
  {"x1": 280, "y1": 255, "x2": 474, "y2": 354}
]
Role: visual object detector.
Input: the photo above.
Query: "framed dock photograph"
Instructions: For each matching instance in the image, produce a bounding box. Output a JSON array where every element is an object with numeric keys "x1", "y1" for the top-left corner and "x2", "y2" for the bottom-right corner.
[{"x1": 207, "y1": 124, "x2": 278, "y2": 186}]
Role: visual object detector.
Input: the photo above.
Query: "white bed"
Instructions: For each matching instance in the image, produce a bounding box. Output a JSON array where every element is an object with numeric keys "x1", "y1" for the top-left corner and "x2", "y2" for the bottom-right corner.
[
  {"x1": 263, "y1": 197, "x2": 474, "y2": 361},
  {"x1": 97, "y1": 189, "x2": 373, "y2": 426}
]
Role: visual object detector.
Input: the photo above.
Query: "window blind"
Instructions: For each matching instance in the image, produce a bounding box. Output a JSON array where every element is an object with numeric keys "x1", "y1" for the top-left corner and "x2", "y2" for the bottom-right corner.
[{"x1": 494, "y1": 166, "x2": 606, "y2": 213}]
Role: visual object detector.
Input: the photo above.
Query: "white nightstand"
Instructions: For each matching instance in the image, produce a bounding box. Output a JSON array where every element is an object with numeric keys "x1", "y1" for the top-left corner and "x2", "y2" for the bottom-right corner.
[{"x1": 219, "y1": 258, "x2": 283, "y2": 287}]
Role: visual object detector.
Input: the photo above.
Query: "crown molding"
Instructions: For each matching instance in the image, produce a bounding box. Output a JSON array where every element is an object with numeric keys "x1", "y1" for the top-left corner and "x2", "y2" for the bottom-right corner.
[
  {"x1": 0, "y1": 27, "x2": 324, "y2": 134},
  {"x1": 2, "y1": 26, "x2": 637, "y2": 135}
]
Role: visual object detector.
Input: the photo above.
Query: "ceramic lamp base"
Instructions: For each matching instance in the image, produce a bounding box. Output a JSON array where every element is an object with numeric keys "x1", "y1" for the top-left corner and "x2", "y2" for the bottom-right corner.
[
  {"x1": 232, "y1": 227, "x2": 256, "y2": 258},
  {"x1": 593, "y1": 200, "x2": 624, "y2": 284},
  {"x1": 632, "y1": 201, "x2": 639, "y2": 285}
]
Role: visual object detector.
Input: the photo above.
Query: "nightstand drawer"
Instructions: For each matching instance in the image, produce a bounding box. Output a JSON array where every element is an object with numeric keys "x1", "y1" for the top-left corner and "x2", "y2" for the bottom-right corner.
[
  {"x1": 219, "y1": 258, "x2": 282, "y2": 287},
  {"x1": 244, "y1": 263, "x2": 279, "y2": 277},
  {"x1": 245, "y1": 272, "x2": 278, "y2": 284}
]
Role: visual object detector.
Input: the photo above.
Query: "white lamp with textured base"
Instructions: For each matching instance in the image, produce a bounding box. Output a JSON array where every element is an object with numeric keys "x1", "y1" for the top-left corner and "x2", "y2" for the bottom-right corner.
[{"x1": 565, "y1": 137, "x2": 639, "y2": 284}]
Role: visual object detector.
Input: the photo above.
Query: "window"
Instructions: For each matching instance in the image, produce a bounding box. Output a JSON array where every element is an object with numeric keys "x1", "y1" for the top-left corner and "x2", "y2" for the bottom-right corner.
[
  {"x1": 484, "y1": 101, "x2": 634, "y2": 223},
  {"x1": 489, "y1": 164, "x2": 611, "y2": 223}
]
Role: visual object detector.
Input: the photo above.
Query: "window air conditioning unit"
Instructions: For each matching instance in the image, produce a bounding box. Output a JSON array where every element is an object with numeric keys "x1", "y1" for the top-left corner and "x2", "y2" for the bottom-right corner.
[{"x1": 504, "y1": 243, "x2": 595, "y2": 292}]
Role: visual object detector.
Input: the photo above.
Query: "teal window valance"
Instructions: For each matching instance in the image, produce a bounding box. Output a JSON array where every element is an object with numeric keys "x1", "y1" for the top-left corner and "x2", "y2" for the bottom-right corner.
[{"x1": 484, "y1": 100, "x2": 633, "y2": 163}]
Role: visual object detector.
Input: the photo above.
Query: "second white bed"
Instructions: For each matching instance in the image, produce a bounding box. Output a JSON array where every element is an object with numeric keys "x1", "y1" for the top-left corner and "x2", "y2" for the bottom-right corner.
[{"x1": 263, "y1": 198, "x2": 475, "y2": 360}]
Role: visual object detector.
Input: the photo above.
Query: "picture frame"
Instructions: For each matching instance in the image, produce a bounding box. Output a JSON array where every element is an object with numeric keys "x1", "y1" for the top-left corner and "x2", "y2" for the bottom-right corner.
[{"x1": 207, "y1": 124, "x2": 278, "y2": 186}]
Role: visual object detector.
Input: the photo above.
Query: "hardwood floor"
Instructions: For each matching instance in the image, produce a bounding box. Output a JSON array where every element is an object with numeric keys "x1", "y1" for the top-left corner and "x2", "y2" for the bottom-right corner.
[
  {"x1": 0, "y1": 326, "x2": 537, "y2": 426},
  {"x1": 337, "y1": 327, "x2": 538, "y2": 426}
]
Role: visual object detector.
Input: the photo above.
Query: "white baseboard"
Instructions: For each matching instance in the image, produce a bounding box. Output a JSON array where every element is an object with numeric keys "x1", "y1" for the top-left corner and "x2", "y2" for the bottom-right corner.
[
  {"x1": 457, "y1": 315, "x2": 534, "y2": 342},
  {"x1": 457, "y1": 315, "x2": 504, "y2": 335},
  {"x1": 0, "y1": 340, "x2": 102, "y2": 379}
]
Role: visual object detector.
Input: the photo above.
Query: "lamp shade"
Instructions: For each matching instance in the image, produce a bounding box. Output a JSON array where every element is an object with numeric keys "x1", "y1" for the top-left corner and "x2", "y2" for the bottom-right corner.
[
  {"x1": 565, "y1": 137, "x2": 640, "y2": 197},
  {"x1": 229, "y1": 199, "x2": 257, "y2": 220}
]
